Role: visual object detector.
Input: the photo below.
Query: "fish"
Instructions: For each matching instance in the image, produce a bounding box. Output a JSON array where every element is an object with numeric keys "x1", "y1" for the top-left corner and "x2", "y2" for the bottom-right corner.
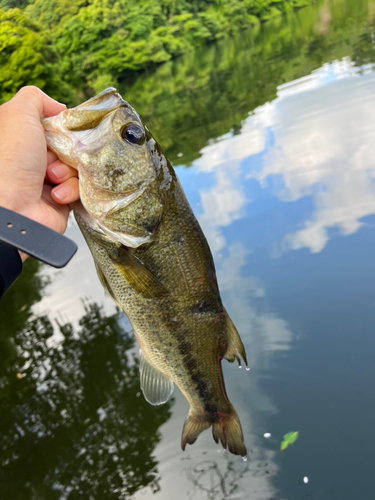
[{"x1": 42, "y1": 88, "x2": 248, "y2": 456}]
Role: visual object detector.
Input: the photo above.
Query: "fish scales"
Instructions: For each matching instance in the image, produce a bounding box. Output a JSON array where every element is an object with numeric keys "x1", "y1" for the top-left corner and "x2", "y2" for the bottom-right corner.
[{"x1": 42, "y1": 88, "x2": 249, "y2": 456}]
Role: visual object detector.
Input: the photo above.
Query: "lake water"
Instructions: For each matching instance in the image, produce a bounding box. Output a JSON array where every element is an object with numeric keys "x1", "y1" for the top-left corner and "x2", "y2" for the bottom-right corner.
[{"x1": 1, "y1": 0, "x2": 375, "y2": 498}]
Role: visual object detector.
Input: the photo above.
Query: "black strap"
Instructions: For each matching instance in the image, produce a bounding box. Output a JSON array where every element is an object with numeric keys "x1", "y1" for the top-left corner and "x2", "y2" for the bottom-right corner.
[{"x1": 0, "y1": 206, "x2": 77, "y2": 268}]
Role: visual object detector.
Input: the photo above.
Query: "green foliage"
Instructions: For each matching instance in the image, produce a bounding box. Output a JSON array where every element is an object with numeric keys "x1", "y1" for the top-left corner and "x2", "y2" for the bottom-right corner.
[
  {"x1": 280, "y1": 431, "x2": 299, "y2": 450},
  {"x1": 118, "y1": 0, "x2": 375, "y2": 167},
  {"x1": 0, "y1": 8, "x2": 72, "y2": 103},
  {"x1": 25, "y1": 0, "x2": 86, "y2": 26},
  {"x1": 0, "y1": 0, "x2": 28, "y2": 9},
  {"x1": 0, "y1": 0, "x2": 314, "y2": 101},
  {"x1": 1, "y1": 0, "x2": 374, "y2": 122}
]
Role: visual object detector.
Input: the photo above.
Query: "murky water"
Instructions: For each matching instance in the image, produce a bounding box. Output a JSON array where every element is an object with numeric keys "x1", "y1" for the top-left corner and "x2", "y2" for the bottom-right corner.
[{"x1": 2, "y1": 0, "x2": 375, "y2": 498}]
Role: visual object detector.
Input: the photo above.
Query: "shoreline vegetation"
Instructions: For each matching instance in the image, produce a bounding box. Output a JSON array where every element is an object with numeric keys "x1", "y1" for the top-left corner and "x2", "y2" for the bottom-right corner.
[
  {"x1": 0, "y1": 0, "x2": 313, "y2": 104},
  {"x1": 120, "y1": 0, "x2": 375, "y2": 165}
]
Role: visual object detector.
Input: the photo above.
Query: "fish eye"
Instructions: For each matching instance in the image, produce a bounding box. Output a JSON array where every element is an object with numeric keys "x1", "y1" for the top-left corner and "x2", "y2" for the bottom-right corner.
[{"x1": 121, "y1": 124, "x2": 145, "y2": 145}]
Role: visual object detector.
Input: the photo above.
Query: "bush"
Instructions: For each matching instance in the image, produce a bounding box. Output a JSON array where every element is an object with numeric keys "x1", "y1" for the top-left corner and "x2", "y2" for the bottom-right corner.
[{"x1": 0, "y1": 8, "x2": 72, "y2": 103}]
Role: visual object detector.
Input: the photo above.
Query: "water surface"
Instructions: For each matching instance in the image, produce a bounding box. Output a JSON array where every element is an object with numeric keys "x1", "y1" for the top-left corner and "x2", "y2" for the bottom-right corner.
[{"x1": 2, "y1": 0, "x2": 375, "y2": 498}]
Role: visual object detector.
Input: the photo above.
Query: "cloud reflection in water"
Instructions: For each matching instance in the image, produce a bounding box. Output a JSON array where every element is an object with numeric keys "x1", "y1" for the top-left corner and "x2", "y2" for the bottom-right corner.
[{"x1": 194, "y1": 57, "x2": 375, "y2": 256}]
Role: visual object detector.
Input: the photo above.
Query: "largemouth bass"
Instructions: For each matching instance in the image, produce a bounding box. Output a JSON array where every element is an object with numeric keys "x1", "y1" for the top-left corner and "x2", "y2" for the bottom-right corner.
[{"x1": 42, "y1": 88, "x2": 248, "y2": 456}]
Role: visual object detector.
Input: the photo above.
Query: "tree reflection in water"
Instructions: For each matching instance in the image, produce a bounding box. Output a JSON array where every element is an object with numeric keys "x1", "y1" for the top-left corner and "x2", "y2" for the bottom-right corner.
[
  {"x1": 185, "y1": 452, "x2": 276, "y2": 500},
  {"x1": 0, "y1": 269, "x2": 172, "y2": 499},
  {"x1": 186, "y1": 455, "x2": 250, "y2": 500}
]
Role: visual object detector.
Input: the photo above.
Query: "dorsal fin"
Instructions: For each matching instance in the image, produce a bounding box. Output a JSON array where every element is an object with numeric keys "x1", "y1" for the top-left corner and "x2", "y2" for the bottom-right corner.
[
  {"x1": 223, "y1": 310, "x2": 248, "y2": 368},
  {"x1": 139, "y1": 350, "x2": 174, "y2": 405}
]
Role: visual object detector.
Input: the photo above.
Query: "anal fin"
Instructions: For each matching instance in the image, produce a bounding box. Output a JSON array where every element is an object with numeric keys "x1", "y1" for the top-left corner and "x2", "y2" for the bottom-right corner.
[
  {"x1": 223, "y1": 310, "x2": 249, "y2": 368},
  {"x1": 139, "y1": 350, "x2": 174, "y2": 406}
]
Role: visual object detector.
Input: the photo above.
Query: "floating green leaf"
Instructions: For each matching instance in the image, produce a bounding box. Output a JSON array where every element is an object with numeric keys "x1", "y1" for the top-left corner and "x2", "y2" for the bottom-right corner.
[{"x1": 280, "y1": 431, "x2": 299, "y2": 451}]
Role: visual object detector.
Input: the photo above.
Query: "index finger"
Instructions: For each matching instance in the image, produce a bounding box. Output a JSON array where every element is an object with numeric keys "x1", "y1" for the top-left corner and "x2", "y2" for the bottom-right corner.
[{"x1": 10, "y1": 86, "x2": 66, "y2": 119}]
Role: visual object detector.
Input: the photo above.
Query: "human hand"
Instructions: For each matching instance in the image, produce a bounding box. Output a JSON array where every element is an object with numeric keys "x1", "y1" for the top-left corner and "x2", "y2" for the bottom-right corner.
[{"x1": 0, "y1": 86, "x2": 79, "y2": 261}]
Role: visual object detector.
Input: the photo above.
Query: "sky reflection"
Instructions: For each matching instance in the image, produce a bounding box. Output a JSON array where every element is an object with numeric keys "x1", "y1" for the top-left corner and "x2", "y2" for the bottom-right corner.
[{"x1": 181, "y1": 58, "x2": 375, "y2": 259}]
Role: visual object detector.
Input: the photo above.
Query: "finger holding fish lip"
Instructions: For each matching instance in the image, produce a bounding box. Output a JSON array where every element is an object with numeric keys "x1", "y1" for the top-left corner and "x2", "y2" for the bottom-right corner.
[
  {"x1": 52, "y1": 176, "x2": 80, "y2": 204},
  {"x1": 47, "y1": 160, "x2": 78, "y2": 183},
  {"x1": 46, "y1": 160, "x2": 80, "y2": 204}
]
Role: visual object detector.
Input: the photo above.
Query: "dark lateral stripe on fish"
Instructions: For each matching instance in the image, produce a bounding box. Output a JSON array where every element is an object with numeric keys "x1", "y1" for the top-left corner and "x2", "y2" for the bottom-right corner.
[
  {"x1": 176, "y1": 339, "x2": 199, "y2": 371},
  {"x1": 182, "y1": 354, "x2": 198, "y2": 371},
  {"x1": 176, "y1": 337, "x2": 216, "y2": 406},
  {"x1": 189, "y1": 300, "x2": 222, "y2": 316},
  {"x1": 173, "y1": 324, "x2": 227, "y2": 415},
  {"x1": 191, "y1": 373, "x2": 213, "y2": 404},
  {"x1": 177, "y1": 339, "x2": 192, "y2": 353},
  {"x1": 153, "y1": 304, "x2": 230, "y2": 419}
]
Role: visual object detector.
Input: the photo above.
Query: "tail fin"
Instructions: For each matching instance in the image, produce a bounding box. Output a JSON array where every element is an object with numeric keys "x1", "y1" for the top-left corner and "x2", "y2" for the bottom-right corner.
[
  {"x1": 181, "y1": 407, "x2": 247, "y2": 457},
  {"x1": 181, "y1": 411, "x2": 211, "y2": 450},
  {"x1": 212, "y1": 406, "x2": 247, "y2": 456}
]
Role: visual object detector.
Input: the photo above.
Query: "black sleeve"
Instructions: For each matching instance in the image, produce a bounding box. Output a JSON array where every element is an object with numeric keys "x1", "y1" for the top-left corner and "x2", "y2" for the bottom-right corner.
[{"x1": 0, "y1": 242, "x2": 22, "y2": 298}]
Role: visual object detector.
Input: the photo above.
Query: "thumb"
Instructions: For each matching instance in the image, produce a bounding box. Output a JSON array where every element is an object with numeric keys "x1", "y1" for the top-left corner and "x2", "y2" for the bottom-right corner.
[{"x1": 11, "y1": 86, "x2": 66, "y2": 119}]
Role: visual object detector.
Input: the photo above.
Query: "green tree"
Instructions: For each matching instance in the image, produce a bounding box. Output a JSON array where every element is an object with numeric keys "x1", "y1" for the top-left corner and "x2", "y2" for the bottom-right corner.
[{"x1": 0, "y1": 8, "x2": 72, "y2": 103}]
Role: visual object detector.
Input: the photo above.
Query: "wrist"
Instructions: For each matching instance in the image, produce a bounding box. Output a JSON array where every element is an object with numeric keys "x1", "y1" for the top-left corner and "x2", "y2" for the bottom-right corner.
[
  {"x1": 0, "y1": 191, "x2": 39, "y2": 223},
  {"x1": 0, "y1": 196, "x2": 29, "y2": 218},
  {"x1": 19, "y1": 250, "x2": 29, "y2": 262}
]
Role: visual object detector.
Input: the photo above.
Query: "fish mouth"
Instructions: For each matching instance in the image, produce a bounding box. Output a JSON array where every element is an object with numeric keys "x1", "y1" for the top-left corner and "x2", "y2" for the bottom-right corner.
[{"x1": 41, "y1": 88, "x2": 126, "y2": 168}]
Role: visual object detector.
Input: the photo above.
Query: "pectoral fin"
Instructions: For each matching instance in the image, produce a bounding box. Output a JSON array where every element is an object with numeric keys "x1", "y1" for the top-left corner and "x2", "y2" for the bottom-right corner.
[
  {"x1": 139, "y1": 350, "x2": 174, "y2": 405},
  {"x1": 109, "y1": 246, "x2": 168, "y2": 299},
  {"x1": 223, "y1": 310, "x2": 249, "y2": 368}
]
